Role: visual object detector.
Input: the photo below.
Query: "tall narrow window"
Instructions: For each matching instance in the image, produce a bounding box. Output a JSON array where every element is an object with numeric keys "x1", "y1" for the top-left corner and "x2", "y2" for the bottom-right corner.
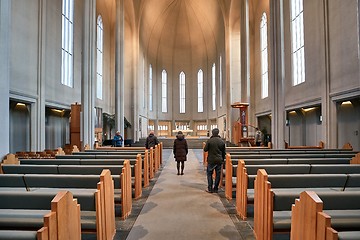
[
  {"x1": 179, "y1": 72, "x2": 186, "y2": 113},
  {"x1": 197, "y1": 69, "x2": 204, "y2": 113},
  {"x1": 260, "y1": 13, "x2": 269, "y2": 98},
  {"x1": 219, "y1": 56, "x2": 223, "y2": 107},
  {"x1": 291, "y1": 0, "x2": 305, "y2": 85},
  {"x1": 212, "y1": 63, "x2": 216, "y2": 111},
  {"x1": 61, "y1": 0, "x2": 74, "y2": 87},
  {"x1": 143, "y1": 56, "x2": 146, "y2": 109},
  {"x1": 149, "y1": 64, "x2": 153, "y2": 111},
  {"x1": 96, "y1": 15, "x2": 103, "y2": 100},
  {"x1": 161, "y1": 70, "x2": 167, "y2": 113}
]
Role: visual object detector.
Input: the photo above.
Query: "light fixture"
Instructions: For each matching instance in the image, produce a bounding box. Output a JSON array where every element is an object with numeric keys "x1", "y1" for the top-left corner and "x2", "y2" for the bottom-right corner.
[
  {"x1": 16, "y1": 103, "x2": 26, "y2": 107},
  {"x1": 341, "y1": 101, "x2": 352, "y2": 106},
  {"x1": 51, "y1": 109, "x2": 64, "y2": 113},
  {"x1": 302, "y1": 107, "x2": 316, "y2": 112}
]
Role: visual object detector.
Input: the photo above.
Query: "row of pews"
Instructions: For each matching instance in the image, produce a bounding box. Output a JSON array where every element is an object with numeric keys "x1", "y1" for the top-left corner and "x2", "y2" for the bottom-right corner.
[
  {"x1": 0, "y1": 143, "x2": 163, "y2": 240},
  {"x1": 209, "y1": 144, "x2": 360, "y2": 240}
]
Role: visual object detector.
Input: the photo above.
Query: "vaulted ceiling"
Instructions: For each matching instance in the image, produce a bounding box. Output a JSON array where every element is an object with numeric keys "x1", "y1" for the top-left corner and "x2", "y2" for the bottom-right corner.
[
  {"x1": 137, "y1": 0, "x2": 227, "y2": 69},
  {"x1": 104, "y1": 0, "x2": 242, "y2": 73}
]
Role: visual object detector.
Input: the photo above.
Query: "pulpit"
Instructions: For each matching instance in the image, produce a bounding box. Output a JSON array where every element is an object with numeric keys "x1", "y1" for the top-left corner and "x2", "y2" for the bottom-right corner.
[{"x1": 231, "y1": 102, "x2": 249, "y2": 146}]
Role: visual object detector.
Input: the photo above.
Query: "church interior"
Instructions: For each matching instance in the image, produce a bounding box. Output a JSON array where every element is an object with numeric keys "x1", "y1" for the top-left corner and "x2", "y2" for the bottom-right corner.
[
  {"x1": 0, "y1": 0, "x2": 360, "y2": 239},
  {"x1": 1, "y1": 0, "x2": 359, "y2": 155}
]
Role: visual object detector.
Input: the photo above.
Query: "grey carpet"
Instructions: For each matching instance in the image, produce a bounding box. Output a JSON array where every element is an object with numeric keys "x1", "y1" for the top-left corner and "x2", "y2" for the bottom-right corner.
[{"x1": 124, "y1": 149, "x2": 253, "y2": 240}]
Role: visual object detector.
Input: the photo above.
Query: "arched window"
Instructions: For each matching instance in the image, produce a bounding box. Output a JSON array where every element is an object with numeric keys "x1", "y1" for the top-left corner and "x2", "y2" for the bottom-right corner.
[
  {"x1": 291, "y1": 0, "x2": 305, "y2": 85},
  {"x1": 179, "y1": 72, "x2": 186, "y2": 113},
  {"x1": 219, "y1": 56, "x2": 223, "y2": 107},
  {"x1": 161, "y1": 70, "x2": 167, "y2": 113},
  {"x1": 149, "y1": 64, "x2": 153, "y2": 111},
  {"x1": 142, "y1": 56, "x2": 146, "y2": 109},
  {"x1": 197, "y1": 69, "x2": 204, "y2": 113},
  {"x1": 96, "y1": 15, "x2": 103, "y2": 100},
  {"x1": 212, "y1": 63, "x2": 216, "y2": 111},
  {"x1": 61, "y1": 0, "x2": 74, "y2": 87},
  {"x1": 260, "y1": 13, "x2": 269, "y2": 99}
]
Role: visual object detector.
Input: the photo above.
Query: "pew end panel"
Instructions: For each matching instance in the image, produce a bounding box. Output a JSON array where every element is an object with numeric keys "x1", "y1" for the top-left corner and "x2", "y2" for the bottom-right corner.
[
  {"x1": 290, "y1": 191, "x2": 324, "y2": 240},
  {"x1": 120, "y1": 160, "x2": 132, "y2": 220},
  {"x1": 254, "y1": 169, "x2": 274, "y2": 240},
  {"x1": 350, "y1": 153, "x2": 360, "y2": 164},
  {"x1": 342, "y1": 143, "x2": 353, "y2": 150},
  {"x1": 50, "y1": 191, "x2": 81, "y2": 240},
  {"x1": 143, "y1": 150, "x2": 150, "y2": 187},
  {"x1": 98, "y1": 169, "x2": 116, "y2": 239},
  {"x1": 235, "y1": 160, "x2": 248, "y2": 220},
  {"x1": 225, "y1": 154, "x2": 233, "y2": 200}
]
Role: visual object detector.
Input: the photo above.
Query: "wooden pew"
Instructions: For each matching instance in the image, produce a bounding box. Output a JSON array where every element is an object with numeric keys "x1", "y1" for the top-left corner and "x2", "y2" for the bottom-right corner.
[
  {"x1": 0, "y1": 190, "x2": 81, "y2": 240},
  {"x1": 253, "y1": 169, "x2": 360, "y2": 240},
  {"x1": 227, "y1": 142, "x2": 353, "y2": 153},
  {"x1": 291, "y1": 191, "x2": 360, "y2": 240},
  {"x1": 205, "y1": 144, "x2": 357, "y2": 167},
  {"x1": 1, "y1": 163, "x2": 131, "y2": 221},
  {"x1": 6, "y1": 151, "x2": 144, "y2": 199},
  {"x1": 0, "y1": 170, "x2": 116, "y2": 239},
  {"x1": 236, "y1": 162, "x2": 360, "y2": 220},
  {"x1": 285, "y1": 140, "x2": 325, "y2": 149},
  {"x1": 80, "y1": 142, "x2": 163, "y2": 174},
  {"x1": 60, "y1": 149, "x2": 151, "y2": 187},
  {"x1": 224, "y1": 149, "x2": 360, "y2": 219}
]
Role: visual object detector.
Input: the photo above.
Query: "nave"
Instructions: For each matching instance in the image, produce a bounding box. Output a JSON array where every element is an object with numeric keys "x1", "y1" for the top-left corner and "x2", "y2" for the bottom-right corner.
[{"x1": 115, "y1": 149, "x2": 255, "y2": 240}]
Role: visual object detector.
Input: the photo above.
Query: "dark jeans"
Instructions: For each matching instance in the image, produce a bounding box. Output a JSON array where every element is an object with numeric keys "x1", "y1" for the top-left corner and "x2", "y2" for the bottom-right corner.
[{"x1": 207, "y1": 163, "x2": 222, "y2": 191}]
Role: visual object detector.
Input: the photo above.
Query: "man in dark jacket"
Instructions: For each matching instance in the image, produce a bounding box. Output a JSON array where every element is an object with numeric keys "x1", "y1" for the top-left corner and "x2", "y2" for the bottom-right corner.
[
  {"x1": 145, "y1": 131, "x2": 159, "y2": 149},
  {"x1": 204, "y1": 128, "x2": 226, "y2": 193}
]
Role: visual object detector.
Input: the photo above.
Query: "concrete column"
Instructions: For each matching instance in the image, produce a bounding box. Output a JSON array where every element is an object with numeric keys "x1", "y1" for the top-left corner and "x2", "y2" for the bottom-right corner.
[
  {"x1": 81, "y1": 0, "x2": 96, "y2": 149},
  {"x1": 115, "y1": 0, "x2": 125, "y2": 146},
  {"x1": 33, "y1": 0, "x2": 47, "y2": 151},
  {"x1": 270, "y1": 0, "x2": 286, "y2": 149},
  {"x1": 321, "y1": 0, "x2": 333, "y2": 147},
  {"x1": 0, "y1": 0, "x2": 11, "y2": 158},
  {"x1": 154, "y1": 120, "x2": 159, "y2": 136},
  {"x1": 240, "y1": 0, "x2": 250, "y2": 103},
  {"x1": 133, "y1": 32, "x2": 140, "y2": 142},
  {"x1": 225, "y1": 24, "x2": 232, "y2": 142}
]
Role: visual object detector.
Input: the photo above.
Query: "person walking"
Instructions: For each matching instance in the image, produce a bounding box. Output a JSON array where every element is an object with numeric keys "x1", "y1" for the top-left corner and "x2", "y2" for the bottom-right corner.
[
  {"x1": 173, "y1": 131, "x2": 188, "y2": 175},
  {"x1": 145, "y1": 131, "x2": 159, "y2": 149},
  {"x1": 204, "y1": 128, "x2": 226, "y2": 193},
  {"x1": 255, "y1": 127, "x2": 263, "y2": 146}
]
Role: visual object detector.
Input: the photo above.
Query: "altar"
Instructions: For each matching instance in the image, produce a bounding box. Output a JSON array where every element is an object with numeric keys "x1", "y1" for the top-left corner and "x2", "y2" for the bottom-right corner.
[{"x1": 172, "y1": 129, "x2": 194, "y2": 136}]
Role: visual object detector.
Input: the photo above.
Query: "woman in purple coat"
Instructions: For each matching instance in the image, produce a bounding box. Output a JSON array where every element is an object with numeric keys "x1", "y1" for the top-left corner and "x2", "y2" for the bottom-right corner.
[{"x1": 173, "y1": 131, "x2": 188, "y2": 175}]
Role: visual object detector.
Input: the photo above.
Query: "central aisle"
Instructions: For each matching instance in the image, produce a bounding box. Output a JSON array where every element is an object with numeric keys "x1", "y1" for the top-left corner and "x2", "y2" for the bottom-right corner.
[{"x1": 126, "y1": 149, "x2": 242, "y2": 240}]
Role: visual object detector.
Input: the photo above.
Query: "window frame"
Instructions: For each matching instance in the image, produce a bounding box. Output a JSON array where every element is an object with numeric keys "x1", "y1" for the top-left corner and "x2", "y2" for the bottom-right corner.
[
  {"x1": 290, "y1": 0, "x2": 305, "y2": 86},
  {"x1": 260, "y1": 12, "x2": 269, "y2": 99},
  {"x1": 179, "y1": 72, "x2": 186, "y2": 114},
  {"x1": 96, "y1": 15, "x2": 103, "y2": 100},
  {"x1": 61, "y1": 0, "x2": 74, "y2": 88},
  {"x1": 197, "y1": 69, "x2": 204, "y2": 113},
  {"x1": 161, "y1": 70, "x2": 167, "y2": 113}
]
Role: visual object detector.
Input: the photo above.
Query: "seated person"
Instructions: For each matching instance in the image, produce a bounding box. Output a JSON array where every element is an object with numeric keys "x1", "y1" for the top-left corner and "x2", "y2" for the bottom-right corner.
[{"x1": 113, "y1": 131, "x2": 123, "y2": 147}]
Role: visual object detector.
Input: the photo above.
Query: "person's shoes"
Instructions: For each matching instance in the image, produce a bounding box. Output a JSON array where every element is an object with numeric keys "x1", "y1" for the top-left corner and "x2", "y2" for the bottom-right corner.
[
  {"x1": 181, "y1": 172, "x2": 184, "y2": 175},
  {"x1": 205, "y1": 189, "x2": 213, "y2": 193},
  {"x1": 177, "y1": 172, "x2": 180, "y2": 175},
  {"x1": 213, "y1": 189, "x2": 218, "y2": 193}
]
